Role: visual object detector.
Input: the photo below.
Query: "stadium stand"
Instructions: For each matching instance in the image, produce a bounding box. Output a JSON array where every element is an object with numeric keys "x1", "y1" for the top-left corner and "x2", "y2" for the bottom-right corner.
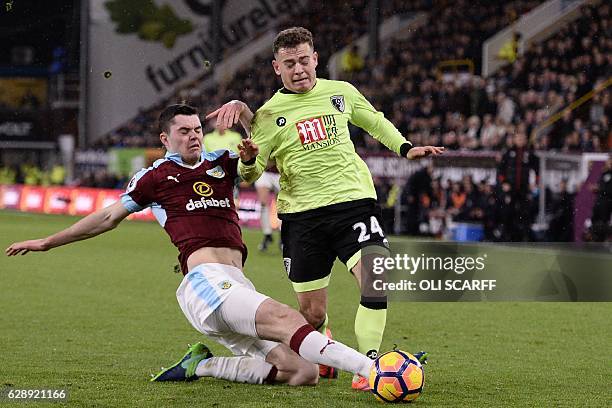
[
  {"x1": 345, "y1": 1, "x2": 610, "y2": 240},
  {"x1": 3, "y1": 0, "x2": 609, "y2": 241}
]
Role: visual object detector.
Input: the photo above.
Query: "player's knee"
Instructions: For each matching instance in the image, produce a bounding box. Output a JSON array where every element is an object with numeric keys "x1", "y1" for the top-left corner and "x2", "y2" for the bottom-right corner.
[
  {"x1": 299, "y1": 304, "x2": 326, "y2": 327},
  {"x1": 299, "y1": 363, "x2": 319, "y2": 385},
  {"x1": 288, "y1": 362, "x2": 318, "y2": 386}
]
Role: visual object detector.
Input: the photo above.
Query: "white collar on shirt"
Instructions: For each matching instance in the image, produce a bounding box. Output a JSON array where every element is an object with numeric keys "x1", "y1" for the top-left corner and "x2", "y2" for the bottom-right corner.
[{"x1": 164, "y1": 151, "x2": 206, "y2": 169}]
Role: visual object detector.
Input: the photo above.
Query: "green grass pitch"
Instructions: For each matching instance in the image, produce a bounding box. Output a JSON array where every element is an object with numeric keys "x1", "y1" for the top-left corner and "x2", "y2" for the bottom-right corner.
[{"x1": 0, "y1": 211, "x2": 610, "y2": 407}]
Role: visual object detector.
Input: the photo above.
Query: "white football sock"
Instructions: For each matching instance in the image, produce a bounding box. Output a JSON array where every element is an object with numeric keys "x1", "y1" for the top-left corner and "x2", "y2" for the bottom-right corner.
[
  {"x1": 260, "y1": 205, "x2": 272, "y2": 235},
  {"x1": 298, "y1": 331, "x2": 372, "y2": 378},
  {"x1": 195, "y1": 356, "x2": 274, "y2": 384}
]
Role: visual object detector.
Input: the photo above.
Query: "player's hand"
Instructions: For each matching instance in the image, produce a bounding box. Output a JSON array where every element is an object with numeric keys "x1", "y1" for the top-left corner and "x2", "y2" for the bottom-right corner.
[
  {"x1": 205, "y1": 100, "x2": 251, "y2": 131},
  {"x1": 238, "y1": 139, "x2": 259, "y2": 163},
  {"x1": 5, "y1": 239, "x2": 48, "y2": 256},
  {"x1": 406, "y1": 146, "x2": 445, "y2": 160}
]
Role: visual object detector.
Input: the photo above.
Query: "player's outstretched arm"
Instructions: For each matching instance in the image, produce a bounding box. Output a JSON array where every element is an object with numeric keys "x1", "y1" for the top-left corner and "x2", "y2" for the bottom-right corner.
[
  {"x1": 406, "y1": 146, "x2": 445, "y2": 160},
  {"x1": 206, "y1": 100, "x2": 254, "y2": 134},
  {"x1": 347, "y1": 83, "x2": 445, "y2": 160},
  {"x1": 5, "y1": 201, "x2": 130, "y2": 256}
]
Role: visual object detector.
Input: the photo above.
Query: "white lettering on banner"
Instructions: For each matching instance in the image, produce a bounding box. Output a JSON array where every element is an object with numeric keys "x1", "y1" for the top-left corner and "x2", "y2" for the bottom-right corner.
[
  {"x1": 4, "y1": 191, "x2": 19, "y2": 206},
  {"x1": 0, "y1": 121, "x2": 32, "y2": 137},
  {"x1": 102, "y1": 197, "x2": 117, "y2": 208},
  {"x1": 75, "y1": 196, "x2": 94, "y2": 212},
  {"x1": 26, "y1": 193, "x2": 42, "y2": 208},
  {"x1": 236, "y1": 197, "x2": 260, "y2": 221},
  {"x1": 363, "y1": 152, "x2": 595, "y2": 191},
  {"x1": 50, "y1": 195, "x2": 68, "y2": 210},
  {"x1": 237, "y1": 210, "x2": 260, "y2": 221},
  {"x1": 145, "y1": 0, "x2": 307, "y2": 93},
  {"x1": 363, "y1": 155, "x2": 498, "y2": 183},
  {"x1": 75, "y1": 150, "x2": 110, "y2": 166},
  {"x1": 88, "y1": 0, "x2": 307, "y2": 141}
]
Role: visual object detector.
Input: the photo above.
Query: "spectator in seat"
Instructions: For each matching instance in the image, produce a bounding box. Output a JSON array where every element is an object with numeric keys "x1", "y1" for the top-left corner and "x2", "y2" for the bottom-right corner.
[
  {"x1": 340, "y1": 45, "x2": 365, "y2": 76},
  {"x1": 547, "y1": 179, "x2": 575, "y2": 242},
  {"x1": 589, "y1": 158, "x2": 612, "y2": 242},
  {"x1": 497, "y1": 32, "x2": 522, "y2": 64}
]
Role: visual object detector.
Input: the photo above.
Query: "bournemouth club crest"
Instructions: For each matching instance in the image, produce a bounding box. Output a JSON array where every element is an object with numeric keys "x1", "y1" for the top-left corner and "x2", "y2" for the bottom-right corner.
[{"x1": 330, "y1": 95, "x2": 345, "y2": 113}]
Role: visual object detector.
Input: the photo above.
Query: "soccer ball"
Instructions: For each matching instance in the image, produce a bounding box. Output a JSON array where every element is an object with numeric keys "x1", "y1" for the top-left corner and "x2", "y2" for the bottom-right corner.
[{"x1": 369, "y1": 350, "x2": 424, "y2": 403}]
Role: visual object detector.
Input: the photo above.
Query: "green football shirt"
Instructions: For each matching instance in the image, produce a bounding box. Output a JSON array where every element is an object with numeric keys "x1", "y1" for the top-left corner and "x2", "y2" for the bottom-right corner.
[
  {"x1": 239, "y1": 78, "x2": 411, "y2": 215},
  {"x1": 203, "y1": 129, "x2": 243, "y2": 153}
]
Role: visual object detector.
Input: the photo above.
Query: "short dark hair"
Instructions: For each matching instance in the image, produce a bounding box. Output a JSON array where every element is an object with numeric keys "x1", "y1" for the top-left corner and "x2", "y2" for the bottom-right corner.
[
  {"x1": 273, "y1": 27, "x2": 314, "y2": 56},
  {"x1": 158, "y1": 104, "x2": 198, "y2": 133}
]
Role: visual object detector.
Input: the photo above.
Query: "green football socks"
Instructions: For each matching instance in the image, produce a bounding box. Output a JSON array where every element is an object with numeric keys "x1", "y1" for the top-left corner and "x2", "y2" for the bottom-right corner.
[
  {"x1": 354, "y1": 305, "x2": 387, "y2": 358},
  {"x1": 316, "y1": 314, "x2": 329, "y2": 334}
]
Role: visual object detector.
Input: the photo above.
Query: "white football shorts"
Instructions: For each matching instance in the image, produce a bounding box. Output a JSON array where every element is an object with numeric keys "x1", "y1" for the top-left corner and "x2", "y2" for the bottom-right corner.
[
  {"x1": 254, "y1": 171, "x2": 280, "y2": 193},
  {"x1": 176, "y1": 263, "x2": 278, "y2": 359}
]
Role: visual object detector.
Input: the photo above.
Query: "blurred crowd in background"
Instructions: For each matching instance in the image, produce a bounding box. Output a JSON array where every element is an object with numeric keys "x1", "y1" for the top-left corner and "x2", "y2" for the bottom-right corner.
[{"x1": 1, "y1": 0, "x2": 610, "y2": 242}]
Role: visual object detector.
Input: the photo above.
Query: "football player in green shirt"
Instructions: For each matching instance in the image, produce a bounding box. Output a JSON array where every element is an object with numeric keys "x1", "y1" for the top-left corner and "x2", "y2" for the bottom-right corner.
[
  {"x1": 207, "y1": 27, "x2": 443, "y2": 390},
  {"x1": 203, "y1": 127, "x2": 243, "y2": 153}
]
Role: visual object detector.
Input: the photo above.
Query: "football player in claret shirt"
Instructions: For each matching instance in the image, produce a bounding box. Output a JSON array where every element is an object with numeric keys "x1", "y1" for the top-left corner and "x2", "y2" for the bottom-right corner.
[
  {"x1": 207, "y1": 27, "x2": 443, "y2": 389},
  {"x1": 5, "y1": 104, "x2": 382, "y2": 387}
]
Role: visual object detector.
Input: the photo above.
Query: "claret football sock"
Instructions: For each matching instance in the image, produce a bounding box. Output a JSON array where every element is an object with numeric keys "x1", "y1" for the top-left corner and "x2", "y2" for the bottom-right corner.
[
  {"x1": 289, "y1": 324, "x2": 372, "y2": 378},
  {"x1": 196, "y1": 356, "x2": 274, "y2": 384}
]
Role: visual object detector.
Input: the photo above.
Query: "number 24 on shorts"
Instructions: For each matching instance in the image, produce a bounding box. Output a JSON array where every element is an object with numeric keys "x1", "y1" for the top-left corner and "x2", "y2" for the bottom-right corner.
[{"x1": 352, "y1": 216, "x2": 384, "y2": 243}]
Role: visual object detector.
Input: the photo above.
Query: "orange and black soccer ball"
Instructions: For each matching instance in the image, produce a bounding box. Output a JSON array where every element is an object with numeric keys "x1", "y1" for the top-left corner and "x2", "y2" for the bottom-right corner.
[{"x1": 369, "y1": 350, "x2": 424, "y2": 403}]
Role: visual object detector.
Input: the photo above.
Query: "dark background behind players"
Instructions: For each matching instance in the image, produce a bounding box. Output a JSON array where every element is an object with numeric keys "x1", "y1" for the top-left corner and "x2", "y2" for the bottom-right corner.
[{"x1": 0, "y1": 0, "x2": 609, "y2": 243}]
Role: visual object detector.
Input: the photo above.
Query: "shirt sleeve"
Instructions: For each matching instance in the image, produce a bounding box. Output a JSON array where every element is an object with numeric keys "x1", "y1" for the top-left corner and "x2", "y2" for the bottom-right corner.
[
  {"x1": 120, "y1": 168, "x2": 156, "y2": 213},
  {"x1": 347, "y1": 83, "x2": 411, "y2": 155},
  {"x1": 238, "y1": 110, "x2": 273, "y2": 183}
]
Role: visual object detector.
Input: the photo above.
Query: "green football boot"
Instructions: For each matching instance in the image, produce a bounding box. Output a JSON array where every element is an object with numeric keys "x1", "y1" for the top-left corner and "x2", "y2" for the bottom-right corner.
[
  {"x1": 413, "y1": 351, "x2": 429, "y2": 365},
  {"x1": 150, "y1": 343, "x2": 212, "y2": 382}
]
